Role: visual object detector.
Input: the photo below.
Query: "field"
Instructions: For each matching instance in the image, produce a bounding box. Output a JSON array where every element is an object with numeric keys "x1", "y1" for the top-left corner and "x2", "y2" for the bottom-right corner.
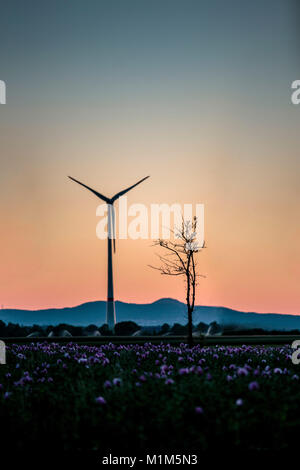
[{"x1": 1, "y1": 341, "x2": 300, "y2": 455}]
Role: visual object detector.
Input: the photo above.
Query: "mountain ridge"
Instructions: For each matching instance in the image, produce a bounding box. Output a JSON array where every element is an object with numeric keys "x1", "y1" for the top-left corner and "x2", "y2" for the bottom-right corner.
[{"x1": 0, "y1": 298, "x2": 299, "y2": 331}]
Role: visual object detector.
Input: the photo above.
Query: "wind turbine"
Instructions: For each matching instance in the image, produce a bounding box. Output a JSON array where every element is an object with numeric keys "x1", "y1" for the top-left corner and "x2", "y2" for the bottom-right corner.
[{"x1": 68, "y1": 175, "x2": 150, "y2": 330}]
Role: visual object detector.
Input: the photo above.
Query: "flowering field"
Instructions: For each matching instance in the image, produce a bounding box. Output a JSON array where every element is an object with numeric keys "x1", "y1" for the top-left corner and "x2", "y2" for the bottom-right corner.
[{"x1": 0, "y1": 342, "x2": 299, "y2": 453}]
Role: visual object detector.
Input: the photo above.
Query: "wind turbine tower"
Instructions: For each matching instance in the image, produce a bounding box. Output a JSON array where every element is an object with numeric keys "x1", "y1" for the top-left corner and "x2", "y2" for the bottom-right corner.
[{"x1": 68, "y1": 175, "x2": 149, "y2": 330}]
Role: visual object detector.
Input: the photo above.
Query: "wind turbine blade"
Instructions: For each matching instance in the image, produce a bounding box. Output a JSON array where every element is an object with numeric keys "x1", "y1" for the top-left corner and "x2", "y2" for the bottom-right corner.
[
  {"x1": 68, "y1": 176, "x2": 111, "y2": 203},
  {"x1": 111, "y1": 204, "x2": 116, "y2": 253},
  {"x1": 111, "y1": 175, "x2": 150, "y2": 202}
]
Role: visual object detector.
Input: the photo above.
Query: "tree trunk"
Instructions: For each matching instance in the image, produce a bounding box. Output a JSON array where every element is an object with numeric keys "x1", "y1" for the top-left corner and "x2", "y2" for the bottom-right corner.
[{"x1": 187, "y1": 308, "x2": 193, "y2": 347}]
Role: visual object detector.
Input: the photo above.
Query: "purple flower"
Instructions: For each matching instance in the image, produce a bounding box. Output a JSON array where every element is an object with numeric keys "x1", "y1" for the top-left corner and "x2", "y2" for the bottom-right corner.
[
  {"x1": 195, "y1": 406, "x2": 204, "y2": 414},
  {"x1": 104, "y1": 380, "x2": 112, "y2": 389},
  {"x1": 274, "y1": 368, "x2": 282, "y2": 374},
  {"x1": 95, "y1": 396, "x2": 106, "y2": 405},
  {"x1": 112, "y1": 378, "x2": 122, "y2": 386},
  {"x1": 179, "y1": 368, "x2": 189, "y2": 375},
  {"x1": 237, "y1": 367, "x2": 249, "y2": 377},
  {"x1": 236, "y1": 398, "x2": 243, "y2": 406},
  {"x1": 226, "y1": 375, "x2": 233, "y2": 382},
  {"x1": 78, "y1": 357, "x2": 87, "y2": 364},
  {"x1": 248, "y1": 381, "x2": 259, "y2": 391},
  {"x1": 165, "y1": 378, "x2": 174, "y2": 385}
]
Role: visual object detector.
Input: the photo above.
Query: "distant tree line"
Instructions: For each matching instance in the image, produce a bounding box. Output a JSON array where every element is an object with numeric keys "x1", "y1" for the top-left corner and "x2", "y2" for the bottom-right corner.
[{"x1": 0, "y1": 319, "x2": 299, "y2": 338}]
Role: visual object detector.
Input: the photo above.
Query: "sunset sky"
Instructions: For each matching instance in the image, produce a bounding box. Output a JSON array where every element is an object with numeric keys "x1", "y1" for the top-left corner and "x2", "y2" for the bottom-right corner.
[{"x1": 0, "y1": 0, "x2": 299, "y2": 314}]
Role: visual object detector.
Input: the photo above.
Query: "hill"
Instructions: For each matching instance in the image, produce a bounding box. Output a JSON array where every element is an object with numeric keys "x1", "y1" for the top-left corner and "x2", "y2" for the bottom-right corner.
[{"x1": 0, "y1": 298, "x2": 299, "y2": 331}]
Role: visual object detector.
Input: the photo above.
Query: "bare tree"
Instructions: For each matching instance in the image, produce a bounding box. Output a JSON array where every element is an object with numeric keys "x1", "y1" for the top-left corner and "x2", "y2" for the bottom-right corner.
[{"x1": 150, "y1": 216, "x2": 205, "y2": 347}]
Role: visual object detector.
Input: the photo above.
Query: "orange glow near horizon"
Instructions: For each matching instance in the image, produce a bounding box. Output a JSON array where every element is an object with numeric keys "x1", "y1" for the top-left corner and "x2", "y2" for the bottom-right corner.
[{"x1": 1, "y1": 119, "x2": 299, "y2": 315}]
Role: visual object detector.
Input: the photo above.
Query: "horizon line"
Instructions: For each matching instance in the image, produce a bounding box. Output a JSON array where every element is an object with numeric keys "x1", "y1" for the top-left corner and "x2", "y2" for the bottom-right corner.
[{"x1": 1, "y1": 298, "x2": 299, "y2": 317}]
